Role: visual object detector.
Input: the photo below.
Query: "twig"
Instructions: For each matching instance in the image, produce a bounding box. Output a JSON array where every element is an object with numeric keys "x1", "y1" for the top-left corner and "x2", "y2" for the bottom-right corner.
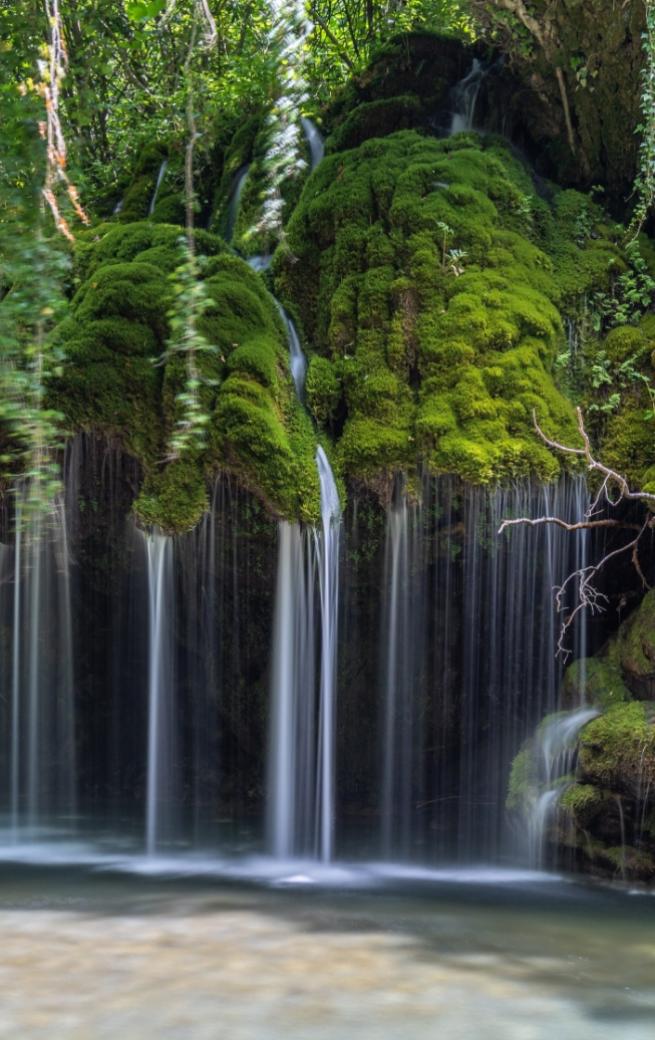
[{"x1": 499, "y1": 408, "x2": 655, "y2": 657}]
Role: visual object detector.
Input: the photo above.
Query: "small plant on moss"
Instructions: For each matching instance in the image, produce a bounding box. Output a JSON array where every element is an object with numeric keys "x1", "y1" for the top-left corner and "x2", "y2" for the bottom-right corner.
[
  {"x1": 591, "y1": 241, "x2": 655, "y2": 331},
  {"x1": 574, "y1": 204, "x2": 593, "y2": 246},
  {"x1": 436, "y1": 220, "x2": 453, "y2": 269},
  {"x1": 586, "y1": 348, "x2": 655, "y2": 419},
  {"x1": 513, "y1": 192, "x2": 534, "y2": 231},
  {"x1": 446, "y1": 247, "x2": 467, "y2": 277}
]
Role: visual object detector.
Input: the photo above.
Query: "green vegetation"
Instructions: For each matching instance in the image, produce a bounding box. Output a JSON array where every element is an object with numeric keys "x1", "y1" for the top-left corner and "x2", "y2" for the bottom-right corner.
[
  {"x1": 578, "y1": 700, "x2": 655, "y2": 796},
  {"x1": 48, "y1": 223, "x2": 319, "y2": 530},
  {"x1": 275, "y1": 128, "x2": 639, "y2": 490}
]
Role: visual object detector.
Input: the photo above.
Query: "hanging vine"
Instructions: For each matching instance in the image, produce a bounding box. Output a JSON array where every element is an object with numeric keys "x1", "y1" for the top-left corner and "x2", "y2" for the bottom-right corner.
[
  {"x1": 157, "y1": 1, "x2": 219, "y2": 464},
  {"x1": 629, "y1": 0, "x2": 655, "y2": 237},
  {"x1": 0, "y1": 0, "x2": 88, "y2": 523},
  {"x1": 252, "y1": 0, "x2": 312, "y2": 241}
]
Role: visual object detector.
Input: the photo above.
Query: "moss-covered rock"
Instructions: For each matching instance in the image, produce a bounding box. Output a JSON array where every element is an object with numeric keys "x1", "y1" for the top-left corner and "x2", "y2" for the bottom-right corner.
[
  {"x1": 578, "y1": 701, "x2": 655, "y2": 797},
  {"x1": 49, "y1": 223, "x2": 320, "y2": 531},
  {"x1": 326, "y1": 31, "x2": 471, "y2": 133},
  {"x1": 116, "y1": 144, "x2": 170, "y2": 224},
  {"x1": 559, "y1": 781, "x2": 607, "y2": 826},
  {"x1": 275, "y1": 129, "x2": 628, "y2": 490},
  {"x1": 561, "y1": 655, "x2": 631, "y2": 710}
]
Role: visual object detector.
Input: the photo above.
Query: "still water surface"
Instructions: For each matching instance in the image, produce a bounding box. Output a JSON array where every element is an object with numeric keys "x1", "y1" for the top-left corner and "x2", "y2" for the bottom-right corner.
[{"x1": 0, "y1": 860, "x2": 653, "y2": 1038}]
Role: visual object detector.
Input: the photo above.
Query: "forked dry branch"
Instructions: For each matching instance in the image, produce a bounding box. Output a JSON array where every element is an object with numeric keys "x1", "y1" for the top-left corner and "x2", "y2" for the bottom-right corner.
[{"x1": 498, "y1": 407, "x2": 655, "y2": 657}]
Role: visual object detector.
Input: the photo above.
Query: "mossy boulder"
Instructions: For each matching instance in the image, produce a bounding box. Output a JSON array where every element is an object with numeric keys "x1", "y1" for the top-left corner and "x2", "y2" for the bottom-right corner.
[
  {"x1": 608, "y1": 590, "x2": 655, "y2": 699},
  {"x1": 49, "y1": 222, "x2": 320, "y2": 531},
  {"x1": 116, "y1": 144, "x2": 169, "y2": 224},
  {"x1": 578, "y1": 701, "x2": 655, "y2": 798},
  {"x1": 326, "y1": 95, "x2": 424, "y2": 154},
  {"x1": 327, "y1": 31, "x2": 471, "y2": 132},
  {"x1": 561, "y1": 655, "x2": 631, "y2": 710},
  {"x1": 574, "y1": 592, "x2": 655, "y2": 706},
  {"x1": 559, "y1": 782, "x2": 608, "y2": 827}
]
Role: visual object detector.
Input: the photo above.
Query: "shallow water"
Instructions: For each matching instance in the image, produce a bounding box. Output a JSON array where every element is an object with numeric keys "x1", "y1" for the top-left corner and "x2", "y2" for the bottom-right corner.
[{"x1": 0, "y1": 858, "x2": 653, "y2": 1038}]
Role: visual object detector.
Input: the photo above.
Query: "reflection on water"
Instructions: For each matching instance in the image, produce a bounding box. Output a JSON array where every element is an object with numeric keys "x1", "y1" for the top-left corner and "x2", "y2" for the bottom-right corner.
[{"x1": 0, "y1": 861, "x2": 653, "y2": 1038}]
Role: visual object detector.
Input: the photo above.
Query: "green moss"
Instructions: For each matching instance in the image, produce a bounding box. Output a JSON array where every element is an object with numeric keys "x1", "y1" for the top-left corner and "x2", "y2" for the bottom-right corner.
[
  {"x1": 578, "y1": 701, "x2": 655, "y2": 795},
  {"x1": 559, "y1": 782, "x2": 606, "y2": 825},
  {"x1": 597, "y1": 845, "x2": 655, "y2": 879},
  {"x1": 116, "y1": 144, "x2": 168, "y2": 224},
  {"x1": 306, "y1": 356, "x2": 341, "y2": 425},
  {"x1": 613, "y1": 589, "x2": 655, "y2": 697},
  {"x1": 134, "y1": 459, "x2": 209, "y2": 532},
  {"x1": 561, "y1": 655, "x2": 631, "y2": 710},
  {"x1": 275, "y1": 129, "x2": 614, "y2": 489},
  {"x1": 326, "y1": 95, "x2": 423, "y2": 154},
  {"x1": 49, "y1": 223, "x2": 320, "y2": 530}
]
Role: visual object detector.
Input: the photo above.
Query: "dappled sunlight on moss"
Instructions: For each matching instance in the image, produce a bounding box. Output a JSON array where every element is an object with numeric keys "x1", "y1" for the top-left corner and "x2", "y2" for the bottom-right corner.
[{"x1": 49, "y1": 223, "x2": 319, "y2": 531}]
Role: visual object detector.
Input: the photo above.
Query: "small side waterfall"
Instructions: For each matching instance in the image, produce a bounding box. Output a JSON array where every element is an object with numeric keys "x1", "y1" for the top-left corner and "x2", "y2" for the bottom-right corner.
[
  {"x1": 148, "y1": 159, "x2": 168, "y2": 217},
  {"x1": 225, "y1": 164, "x2": 249, "y2": 243},
  {"x1": 274, "y1": 302, "x2": 307, "y2": 399},
  {"x1": 527, "y1": 706, "x2": 599, "y2": 867},
  {"x1": 301, "y1": 116, "x2": 324, "y2": 171},
  {"x1": 449, "y1": 58, "x2": 487, "y2": 134},
  {"x1": 144, "y1": 533, "x2": 176, "y2": 854}
]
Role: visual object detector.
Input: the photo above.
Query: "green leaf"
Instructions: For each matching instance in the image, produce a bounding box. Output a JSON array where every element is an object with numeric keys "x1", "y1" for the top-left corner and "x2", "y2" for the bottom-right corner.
[{"x1": 126, "y1": 0, "x2": 166, "y2": 22}]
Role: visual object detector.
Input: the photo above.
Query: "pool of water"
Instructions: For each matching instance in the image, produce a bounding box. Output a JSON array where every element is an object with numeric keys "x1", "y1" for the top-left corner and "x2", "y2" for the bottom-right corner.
[{"x1": 0, "y1": 857, "x2": 653, "y2": 1038}]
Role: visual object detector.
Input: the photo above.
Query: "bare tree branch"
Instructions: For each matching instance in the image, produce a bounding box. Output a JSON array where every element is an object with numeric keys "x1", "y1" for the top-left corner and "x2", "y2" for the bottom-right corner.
[{"x1": 499, "y1": 409, "x2": 655, "y2": 658}]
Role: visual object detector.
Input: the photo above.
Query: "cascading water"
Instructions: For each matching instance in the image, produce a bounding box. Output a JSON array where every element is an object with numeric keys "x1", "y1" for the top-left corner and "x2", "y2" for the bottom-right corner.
[
  {"x1": 262, "y1": 255, "x2": 342, "y2": 862},
  {"x1": 526, "y1": 707, "x2": 599, "y2": 867},
  {"x1": 144, "y1": 532, "x2": 176, "y2": 854},
  {"x1": 267, "y1": 523, "x2": 316, "y2": 858},
  {"x1": 275, "y1": 302, "x2": 307, "y2": 399},
  {"x1": 4, "y1": 484, "x2": 76, "y2": 837},
  {"x1": 379, "y1": 496, "x2": 424, "y2": 860},
  {"x1": 148, "y1": 159, "x2": 168, "y2": 217},
  {"x1": 267, "y1": 458, "x2": 341, "y2": 863},
  {"x1": 301, "y1": 116, "x2": 324, "y2": 171},
  {"x1": 376, "y1": 475, "x2": 594, "y2": 864},
  {"x1": 225, "y1": 164, "x2": 249, "y2": 243},
  {"x1": 314, "y1": 446, "x2": 341, "y2": 862},
  {"x1": 449, "y1": 58, "x2": 487, "y2": 134}
]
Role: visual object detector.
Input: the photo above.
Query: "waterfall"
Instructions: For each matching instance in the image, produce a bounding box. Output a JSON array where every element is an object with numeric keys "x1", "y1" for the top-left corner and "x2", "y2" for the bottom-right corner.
[
  {"x1": 267, "y1": 523, "x2": 316, "y2": 857},
  {"x1": 225, "y1": 164, "x2": 249, "y2": 243},
  {"x1": 314, "y1": 446, "x2": 341, "y2": 862},
  {"x1": 267, "y1": 463, "x2": 341, "y2": 863},
  {"x1": 148, "y1": 159, "x2": 168, "y2": 217},
  {"x1": 275, "y1": 303, "x2": 307, "y2": 400},
  {"x1": 6, "y1": 484, "x2": 76, "y2": 835},
  {"x1": 526, "y1": 706, "x2": 599, "y2": 867},
  {"x1": 144, "y1": 532, "x2": 176, "y2": 854},
  {"x1": 376, "y1": 475, "x2": 593, "y2": 864},
  {"x1": 263, "y1": 252, "x2": 342, "y2": 860},
  {"x1": 247, "y1": 254, "x2": 272, "y2": 273},
  {"x1": 449, "y1": 58, "x2": 487, "y2": 134},
  {"x1": 379, "y1": 497, "x2": 425, "y2": 860},
  {"x1": 301, "y1": 116, "x2": 324, "y2": 171}
]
